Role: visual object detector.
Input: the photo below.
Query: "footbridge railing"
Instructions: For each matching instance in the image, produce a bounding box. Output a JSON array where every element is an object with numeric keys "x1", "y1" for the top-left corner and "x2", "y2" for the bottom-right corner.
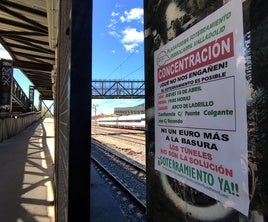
[
  {"x1": 92, "y1": 80, "x2": 145, "y2": 99},
  {"x1": 12, "y1": 78, "x2": 30, "y2": 111}
]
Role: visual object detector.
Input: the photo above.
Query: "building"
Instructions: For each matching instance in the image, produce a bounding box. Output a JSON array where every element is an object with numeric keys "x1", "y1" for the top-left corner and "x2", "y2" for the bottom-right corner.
[{"x1": 114, "y1": 103, "x2": 145, "y2": 115}]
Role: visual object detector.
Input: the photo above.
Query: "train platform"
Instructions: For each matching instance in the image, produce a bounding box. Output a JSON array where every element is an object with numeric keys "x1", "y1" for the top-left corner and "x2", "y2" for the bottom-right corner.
[
  {"x1": 0, "y1": 117, "x2": 127, "y2": 222},
  {"x1": 0, "y1": 118, "x2": 55, "y2": 222}
]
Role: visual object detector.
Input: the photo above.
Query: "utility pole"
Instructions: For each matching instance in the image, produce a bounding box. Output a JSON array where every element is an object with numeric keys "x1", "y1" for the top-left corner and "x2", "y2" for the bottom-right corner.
[
  {"x1": 92, "y1": 104, "x2": 98, "y2": 133},
  {"x1": 92, "y1": 104, "x2": 98, "y2": 117}
]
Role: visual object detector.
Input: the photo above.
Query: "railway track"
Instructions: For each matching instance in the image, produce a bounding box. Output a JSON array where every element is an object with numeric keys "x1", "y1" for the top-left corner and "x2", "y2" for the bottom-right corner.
[
  {"x1": 92, "y1": 126, "x2": 146, "y2": 165},
  {"x1": 92, "y1": 126, "x2": 145, "y2": 135},
  {"x1": 93, "y1": 127, "x2": 145, "y2": 144},
  {"x1": 91, "y1": 139, "x2": 146, "y2": 221}
]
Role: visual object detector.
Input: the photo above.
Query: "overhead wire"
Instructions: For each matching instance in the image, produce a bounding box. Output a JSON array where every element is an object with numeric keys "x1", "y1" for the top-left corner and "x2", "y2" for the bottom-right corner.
[
  {"x1": 105, "y1": 44, "x2": 144, "y2": 79},
  {"x1": 104, "y1": 52, "x2": 135, "y2": 79},
  {"x1": 122, "y1": 65, "x2": 144, "y2": 79}
]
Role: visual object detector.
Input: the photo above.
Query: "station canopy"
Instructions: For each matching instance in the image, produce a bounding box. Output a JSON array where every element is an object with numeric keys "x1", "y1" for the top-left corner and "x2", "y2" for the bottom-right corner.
[{"x1": 0, "y1": 0, "x2": 58, "y2": 100}]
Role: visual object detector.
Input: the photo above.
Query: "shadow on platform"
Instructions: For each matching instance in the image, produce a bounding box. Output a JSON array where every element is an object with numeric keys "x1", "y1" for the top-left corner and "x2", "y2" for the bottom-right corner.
[{"x1": 0, "y1": 118, "x2": 55, "y2": 222}]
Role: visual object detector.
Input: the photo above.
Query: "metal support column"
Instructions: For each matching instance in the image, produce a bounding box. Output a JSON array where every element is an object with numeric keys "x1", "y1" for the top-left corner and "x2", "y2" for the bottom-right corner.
[{"x1": 68, "y1": 0, "x2": 92, "y2": 221}]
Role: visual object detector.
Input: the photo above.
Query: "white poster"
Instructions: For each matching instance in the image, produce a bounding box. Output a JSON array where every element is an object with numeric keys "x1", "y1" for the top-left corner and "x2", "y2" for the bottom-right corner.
[{"x1": 154, "y1": 0, "x2": 249, "y2": 216}]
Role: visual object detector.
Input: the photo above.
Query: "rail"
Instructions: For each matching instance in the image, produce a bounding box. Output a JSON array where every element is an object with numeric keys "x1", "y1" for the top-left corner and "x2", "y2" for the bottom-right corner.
[{"x1": 12, "y1": 78, "x2": 30, "y2": 111}]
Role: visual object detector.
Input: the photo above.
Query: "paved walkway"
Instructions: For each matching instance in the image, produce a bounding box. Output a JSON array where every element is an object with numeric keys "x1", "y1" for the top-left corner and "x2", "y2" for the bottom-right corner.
[{"x1": 0, "y1": 118, "x2": 55, "y2": 222}]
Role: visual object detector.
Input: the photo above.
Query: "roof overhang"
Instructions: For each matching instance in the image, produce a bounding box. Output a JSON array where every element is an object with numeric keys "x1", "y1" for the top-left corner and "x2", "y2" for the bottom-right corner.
[{"x1": 0, "y1": 0, "x2": 59, "y2": 100}]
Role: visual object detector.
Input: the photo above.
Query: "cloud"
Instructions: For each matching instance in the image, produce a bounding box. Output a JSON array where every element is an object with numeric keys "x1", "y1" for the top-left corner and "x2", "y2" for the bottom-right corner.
[
  {"x1": 108, "y1": 7, "x2": 144, "y2": 52},
  {"x1": 108, "y1": 30, "x2": 121, "y2": 38},
  {"x1": 121, "y1": 28, "x2": 143, "y2": 42},
  {"x1": 115, "y1": 4, "x2": 122, "y2": 8},
  {"x1": 108, "y1": 18, "x2": 118, "y2": 29},
  {"x1": 120, "y1": 8, "x2": 143, "y2": 23},
  {"x1": 121, "y1": 28, "x2": 143, "y2": 52},
  {"x1": 123, "y1": 43, "x2": 139, "y2": 53},
  {"x1": 111, "y1": 11, "x2": 120, "y2": 17}
]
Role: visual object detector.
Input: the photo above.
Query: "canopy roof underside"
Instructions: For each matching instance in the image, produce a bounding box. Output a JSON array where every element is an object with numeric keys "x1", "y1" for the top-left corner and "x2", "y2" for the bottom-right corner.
[{"x1": 0, "y1": 0, "x2": 58, "y2": 100}]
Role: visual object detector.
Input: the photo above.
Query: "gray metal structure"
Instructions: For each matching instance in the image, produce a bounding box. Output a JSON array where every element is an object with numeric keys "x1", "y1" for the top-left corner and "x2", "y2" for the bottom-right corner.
[
  {"x1": 1, "y1": 1, "x2": 91, "y2": 221},
  {"x1": 11, "y1": 77, "x2": 29, "y2": 112},
  {"x1": 92, "y1": 80, "x2": 145, "y2": 99},
  {"x1": 10, "y1": 79, "x2": 145, "y2": 113},
  {"x1": 0, "y1": 0, "x2": 55, "y2": 100}
]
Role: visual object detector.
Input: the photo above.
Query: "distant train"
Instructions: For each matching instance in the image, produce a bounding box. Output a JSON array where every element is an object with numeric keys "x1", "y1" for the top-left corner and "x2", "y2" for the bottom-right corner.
[{"x1": 97, "y1": 114, "x2": 145, "y2": 130}]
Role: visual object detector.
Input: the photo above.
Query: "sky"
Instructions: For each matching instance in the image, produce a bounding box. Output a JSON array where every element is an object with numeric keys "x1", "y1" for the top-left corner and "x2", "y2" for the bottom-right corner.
[
  {"x1": 92, "y1": 0, "x2": 144, "y2": 115},
  {"x1": 0, "y1": 0, "x2": 144, "y2": 115}
]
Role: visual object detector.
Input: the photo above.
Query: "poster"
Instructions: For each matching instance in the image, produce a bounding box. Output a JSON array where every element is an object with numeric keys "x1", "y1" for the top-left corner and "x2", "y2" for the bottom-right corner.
[
  {"x1": 154, "y1": 0, "x2": 249, "y2": 216},
  {"x1": 0, "y1": 59, "x2": 13, "y2": 112}
]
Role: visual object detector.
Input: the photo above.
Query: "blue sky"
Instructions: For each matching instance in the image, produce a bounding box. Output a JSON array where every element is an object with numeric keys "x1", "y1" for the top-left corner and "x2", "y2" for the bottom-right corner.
[
  {"x1": 92, "y1": 0, "x2": 144, "y2": 115},
  {"x1": 0, "y1": 0, "x2": 144, "y2": 115}
]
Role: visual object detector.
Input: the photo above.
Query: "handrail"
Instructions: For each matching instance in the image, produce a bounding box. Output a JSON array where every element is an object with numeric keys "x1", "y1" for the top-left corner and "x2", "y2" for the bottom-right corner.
[
  {"x1": 12, "y1": 78, "x2": 30, "y2": 110},
  {"x1": 12, "y1": 111, "x2": 41, "y2": 118}
]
